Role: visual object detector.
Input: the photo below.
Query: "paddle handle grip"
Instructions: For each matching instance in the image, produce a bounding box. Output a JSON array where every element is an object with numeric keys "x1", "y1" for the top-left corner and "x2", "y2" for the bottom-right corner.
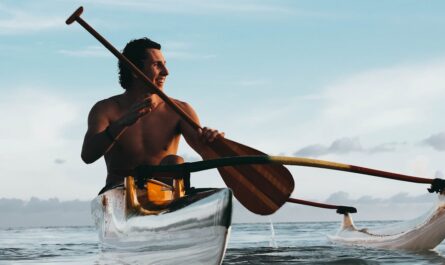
[{"x1": 66, "y1": 7, "x2": 201, "y2": 130}]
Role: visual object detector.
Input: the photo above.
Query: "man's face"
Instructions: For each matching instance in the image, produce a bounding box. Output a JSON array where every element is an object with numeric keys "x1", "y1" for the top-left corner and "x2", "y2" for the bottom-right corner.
[{"x1": 142, "y1": 48, "x2": 169, "y2": 89}]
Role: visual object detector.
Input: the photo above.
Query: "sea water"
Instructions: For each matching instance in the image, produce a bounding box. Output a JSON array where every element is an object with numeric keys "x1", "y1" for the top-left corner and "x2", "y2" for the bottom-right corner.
[{"x1": 2, "y1": 222, "x2": 445, "y2": 264}]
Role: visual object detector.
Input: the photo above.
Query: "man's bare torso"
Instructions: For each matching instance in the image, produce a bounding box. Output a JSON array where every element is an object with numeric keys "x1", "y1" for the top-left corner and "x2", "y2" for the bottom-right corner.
[
  {"x1": 102, "y1": 94, "x2": 184, "y2": 186},
  {"x1": 81, "y1": 45, "x2": 222, "y2": 192}
]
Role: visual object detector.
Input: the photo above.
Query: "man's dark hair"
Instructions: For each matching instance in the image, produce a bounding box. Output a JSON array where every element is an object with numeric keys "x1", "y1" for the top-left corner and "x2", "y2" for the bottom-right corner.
[{"x1": 118, "y1": 38, "x2": 161, "y2": 89}]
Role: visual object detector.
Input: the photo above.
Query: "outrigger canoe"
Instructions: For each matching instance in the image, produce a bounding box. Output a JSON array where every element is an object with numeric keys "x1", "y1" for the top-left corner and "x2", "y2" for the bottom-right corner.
[
  {"x1": 90, "y1": 155, "x2": 445, "y2": 263},
  {"x1": 91, "y1": 176, "x2": 232, "y2": 265}
]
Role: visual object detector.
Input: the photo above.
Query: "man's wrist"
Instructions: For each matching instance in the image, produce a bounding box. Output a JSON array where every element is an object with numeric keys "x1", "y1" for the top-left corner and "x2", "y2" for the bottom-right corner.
[
  {"x1": 104, "y1": 126, "x2": 116, "y2": 142},
  {"x1": 105, "y1": 121, "x2": 128, "y2": 142}
]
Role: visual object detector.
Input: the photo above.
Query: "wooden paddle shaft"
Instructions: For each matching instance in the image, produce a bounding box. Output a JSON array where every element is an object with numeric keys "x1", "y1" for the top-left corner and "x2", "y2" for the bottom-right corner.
[{"x1": 66, "y1": 7, "x2": 200, "y2": 130}]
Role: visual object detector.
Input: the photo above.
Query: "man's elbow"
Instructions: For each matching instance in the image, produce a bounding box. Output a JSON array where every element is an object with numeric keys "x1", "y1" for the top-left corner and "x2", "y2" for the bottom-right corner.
[{"x1": 81, "y1": 152, "x2": 97, "y2": 164}]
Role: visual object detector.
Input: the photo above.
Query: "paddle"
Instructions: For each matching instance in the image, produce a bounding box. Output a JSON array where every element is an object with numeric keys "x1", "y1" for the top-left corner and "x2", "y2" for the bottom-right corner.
[
  {"x1": 66, "y1": 6, "x2": 294, "y2": 215},
  {"x1": 135, "y1": 155, "x2": 445, "y2": 193}
]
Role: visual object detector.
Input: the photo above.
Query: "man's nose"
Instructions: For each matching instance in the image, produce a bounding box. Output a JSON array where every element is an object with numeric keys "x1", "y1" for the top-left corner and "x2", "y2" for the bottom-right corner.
[{"x1": 161, "y1": 64, "x2": 169, "y2": 76}]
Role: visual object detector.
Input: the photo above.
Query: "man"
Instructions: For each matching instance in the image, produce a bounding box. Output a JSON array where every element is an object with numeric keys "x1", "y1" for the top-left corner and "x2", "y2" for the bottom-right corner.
[{"x1": 81, "y1": 38, "x2": 224, "y2": 192}]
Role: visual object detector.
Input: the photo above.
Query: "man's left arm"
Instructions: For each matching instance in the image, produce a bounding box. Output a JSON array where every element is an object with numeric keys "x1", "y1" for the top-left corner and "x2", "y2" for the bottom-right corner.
[{"x1": 178, "y1": 102, "x2": 225, "y2": 158}]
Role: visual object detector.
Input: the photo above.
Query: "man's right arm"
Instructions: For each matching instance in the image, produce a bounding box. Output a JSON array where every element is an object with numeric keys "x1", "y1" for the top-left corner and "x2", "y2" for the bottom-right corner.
[
  {"x1": 81, "y1": 96, "x2": 154, "y2": 164},
  {"x1": 81, "y1": 101, "x2": 123, "y2": 164}
]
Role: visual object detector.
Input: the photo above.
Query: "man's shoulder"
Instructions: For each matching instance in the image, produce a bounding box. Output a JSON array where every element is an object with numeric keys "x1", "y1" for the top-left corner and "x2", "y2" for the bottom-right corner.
[
  {"x1": 168, "y1": 98, "x2": 198, "y2": 119},
  {"x1": 170, "y1": 98, "x2": 193, "y2": 110},
  {"x1": 90, "y1": 95, "x2": 123, "y2": 114}
]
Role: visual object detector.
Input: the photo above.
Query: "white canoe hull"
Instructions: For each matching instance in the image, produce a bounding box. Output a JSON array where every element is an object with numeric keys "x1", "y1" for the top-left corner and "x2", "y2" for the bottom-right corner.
[{"x1": 91, "y1": 188, "x2": 232, "y2": 265}]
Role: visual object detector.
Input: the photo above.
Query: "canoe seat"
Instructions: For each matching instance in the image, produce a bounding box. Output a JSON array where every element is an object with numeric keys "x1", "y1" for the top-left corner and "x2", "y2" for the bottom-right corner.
[
  {"x1": 145, "y1": 178, "x2": 185, "y2": 206},
  {"x1": 125, "y1": 176, "x2": 186, "y2": 216}
]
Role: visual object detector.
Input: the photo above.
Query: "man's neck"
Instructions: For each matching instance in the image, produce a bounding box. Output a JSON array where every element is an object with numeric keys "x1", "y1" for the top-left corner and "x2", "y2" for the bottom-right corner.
[{"x1": 124, "y1": 87, "x2": 162, "y2": 105}]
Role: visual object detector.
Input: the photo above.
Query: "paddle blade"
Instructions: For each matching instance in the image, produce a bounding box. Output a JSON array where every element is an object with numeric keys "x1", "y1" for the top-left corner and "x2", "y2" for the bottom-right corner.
[{"x1": 206, "y1": 137, "x2": 294, "y2": 215}]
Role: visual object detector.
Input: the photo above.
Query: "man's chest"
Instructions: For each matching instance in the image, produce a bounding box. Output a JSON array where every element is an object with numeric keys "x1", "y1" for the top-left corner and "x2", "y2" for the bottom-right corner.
[{"x1": 114, "y1": 111, "x2": 181, "y2": 153}]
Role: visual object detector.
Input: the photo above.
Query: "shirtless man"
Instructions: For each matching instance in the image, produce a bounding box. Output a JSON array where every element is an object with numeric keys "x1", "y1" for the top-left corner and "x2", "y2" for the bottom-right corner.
[{"x1": 81, "y1": 38, "x2": 224, "y2": 192}]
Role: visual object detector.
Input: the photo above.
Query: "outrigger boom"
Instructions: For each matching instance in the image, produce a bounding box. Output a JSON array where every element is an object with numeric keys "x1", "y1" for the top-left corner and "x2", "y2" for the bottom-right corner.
[{"x1": 135, "y1": 155, "x2": 445, "y2": 194}]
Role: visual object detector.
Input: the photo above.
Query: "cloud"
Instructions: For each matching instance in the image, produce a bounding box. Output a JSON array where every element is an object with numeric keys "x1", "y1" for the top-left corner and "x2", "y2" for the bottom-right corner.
[
  {"x1": 58, "y1": 42, "x2": 215, "y2": 60},
  {"x1": 0, "y1": 198, "x2": 24, "y2": 212},
  {"x1": 325, "y1": 191, "x2": 434, "y2": 205},
  {"x1": 223, "y1": 58, "x2": 445, "y2": 159},
  {"x1": 324, "y1": 191, "x2": 351, "y2": 204},
  {"x1": 298, "y1": 131, "x2": 445, "y2": 157},
  {"x1": 54, "y1": 158, "x2": 66, "y2": 164},
  {"x1": 164, "y1": 51, "x2": 216, "y2": 60},
  {"x1": 0, "y1": 87, "x2": 97, "y2": 200},
  {"x1": 0, "y1": 197, "x2": 91, "y2": 227},
  {"x1": 57, "y1": 46, "x2": 111, "y2": 58},
  {"x1": 294, "y1": 137, "x2": 409, "y2": 156},
  {"x1": 368, "y1": 141, "x2": 408, "y2": 153},
  {"x1": 325, "y1": 191, "x2": 383, "y2": 205},
  {"x1": 294, "y1": 144, "x2": 328, "y2": 157},
  {"x1": 304, "y1": 60, "x2": 443, "y2": 156},
  {"x1": 0, "y1": 4, "x2": 63, "y2": 34},
  {"x1": 0, "y1": 88, "x2": 80, "y2": 144},
  {"x1": 159, "y1": 41, "x2": 217, "y2": 61},
  {"x1": 297, "y1": 59, "x2": 445, "y2": 143},
  {"x1": 295, "y1": 129, "x2": 445, "y2": 157},
  {"x1": 236, "y1": 79, "x2": 267, "y2": 87},
  {"x1": 329, "y1": 137, "x2": 363, "y2": 153},
  {"x1": 89, "y1": 0, "x2": 295, "y2": 16},
  {"x1": 422, "y1": 132, "x2": 445, "y2": 151}
]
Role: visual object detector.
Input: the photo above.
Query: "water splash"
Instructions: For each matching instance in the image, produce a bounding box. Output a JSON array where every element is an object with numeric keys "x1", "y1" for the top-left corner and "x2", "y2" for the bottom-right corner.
[{"x1": 268, "y1": 217, "x2": 278, "y2": 248}]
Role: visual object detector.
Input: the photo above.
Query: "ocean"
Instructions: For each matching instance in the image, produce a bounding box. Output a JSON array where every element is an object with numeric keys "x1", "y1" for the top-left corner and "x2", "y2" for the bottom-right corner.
[{"x1": 1, "y1": 221, "x2": 445, "y2": 265}]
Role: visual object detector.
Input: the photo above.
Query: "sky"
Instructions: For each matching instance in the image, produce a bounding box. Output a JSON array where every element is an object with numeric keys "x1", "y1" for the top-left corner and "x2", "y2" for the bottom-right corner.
[{"x1": 1, "y1": 0, "x2": 445, "y2": 207}]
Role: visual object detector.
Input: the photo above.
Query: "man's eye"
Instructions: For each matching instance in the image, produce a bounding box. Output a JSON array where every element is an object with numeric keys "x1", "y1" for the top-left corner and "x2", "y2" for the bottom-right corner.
[{"x1": 152, "y1": 62, "x2": 166, "y2": 68}]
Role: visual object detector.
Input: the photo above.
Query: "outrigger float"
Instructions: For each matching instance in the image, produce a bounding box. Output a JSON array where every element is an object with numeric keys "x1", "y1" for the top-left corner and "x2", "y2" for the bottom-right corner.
[
  {"x1": 328, "y1": 191, "x2": 445, "y2": 251},
  {"x1": 328, "y1": 172, "x2": 445, "y2": 251}
]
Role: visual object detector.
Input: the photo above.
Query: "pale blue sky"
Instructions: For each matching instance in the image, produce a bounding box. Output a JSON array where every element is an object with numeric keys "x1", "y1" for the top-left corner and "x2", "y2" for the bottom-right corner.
[{"x1": 1, "y1": 1, "x2": 445, "y2": 202}]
